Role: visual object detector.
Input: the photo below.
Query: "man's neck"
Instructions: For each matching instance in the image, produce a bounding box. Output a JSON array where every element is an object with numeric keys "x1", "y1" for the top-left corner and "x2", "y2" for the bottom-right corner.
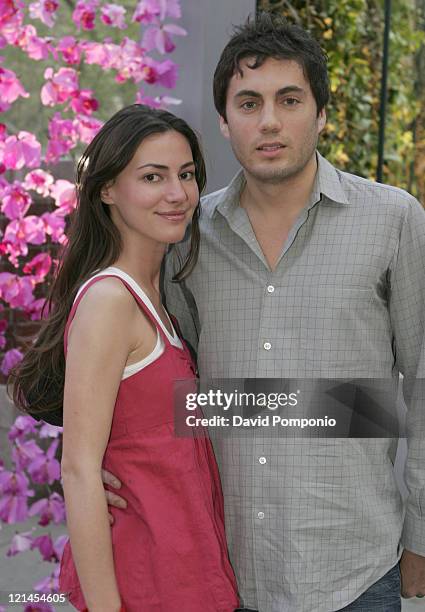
[{"x1": 240, "y1": 153, "x2": 318, "y2": 221}]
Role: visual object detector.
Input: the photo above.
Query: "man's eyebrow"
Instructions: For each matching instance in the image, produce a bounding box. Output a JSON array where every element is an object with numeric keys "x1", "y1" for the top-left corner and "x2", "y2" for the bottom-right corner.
[
  {"x1": 234, "y1": 89, "x2": 262, "y2": 99},
  {"x1": 137, "y1": 161, "x2": 195, "y2": 170},
  {"x1": 276, "y1": 86, "x2": 305, "y2": 96},
  {"x1": 234, "y1": 86, "x2": 306, "y2": 99}
]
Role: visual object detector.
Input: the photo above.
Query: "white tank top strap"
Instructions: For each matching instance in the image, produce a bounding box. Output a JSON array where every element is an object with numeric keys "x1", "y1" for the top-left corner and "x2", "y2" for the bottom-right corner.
[{"x1": 74, "y1": 266, "x2": 183, "y2": 349}]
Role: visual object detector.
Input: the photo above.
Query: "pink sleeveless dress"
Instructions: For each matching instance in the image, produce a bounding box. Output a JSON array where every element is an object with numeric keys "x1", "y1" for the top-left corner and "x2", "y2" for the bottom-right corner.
[{"x1": 59, "y1": 269, "x2": 239, "y2": 612}]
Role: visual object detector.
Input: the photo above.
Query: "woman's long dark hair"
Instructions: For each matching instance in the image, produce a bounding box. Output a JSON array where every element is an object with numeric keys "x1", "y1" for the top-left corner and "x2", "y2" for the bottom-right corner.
[{"x1": 8, "y1": 104, "x2": 206, "y2": 424}]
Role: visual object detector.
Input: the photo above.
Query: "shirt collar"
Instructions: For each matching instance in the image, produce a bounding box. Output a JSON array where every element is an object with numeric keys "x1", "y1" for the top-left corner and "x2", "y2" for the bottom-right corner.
[{"x1": 210, "y1": 151, "x2": 349, "y2": 220}]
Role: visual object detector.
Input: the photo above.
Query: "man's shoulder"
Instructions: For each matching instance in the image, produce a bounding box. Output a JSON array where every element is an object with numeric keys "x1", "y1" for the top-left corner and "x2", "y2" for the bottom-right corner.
[{"x1": 338, "y1": 167, "x2": 417, "y2": 214}]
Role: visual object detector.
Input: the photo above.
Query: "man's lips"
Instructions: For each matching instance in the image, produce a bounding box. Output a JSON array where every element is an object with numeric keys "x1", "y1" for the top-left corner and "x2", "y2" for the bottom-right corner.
[{"x1": 256, "y1": 142, "x2": 286, "y2": 151}]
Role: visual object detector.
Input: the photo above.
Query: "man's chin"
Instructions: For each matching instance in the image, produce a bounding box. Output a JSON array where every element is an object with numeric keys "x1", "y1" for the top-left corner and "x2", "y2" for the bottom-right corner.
[{"x1": 248, "y1": 165, "x2": 296, "y2": 184}]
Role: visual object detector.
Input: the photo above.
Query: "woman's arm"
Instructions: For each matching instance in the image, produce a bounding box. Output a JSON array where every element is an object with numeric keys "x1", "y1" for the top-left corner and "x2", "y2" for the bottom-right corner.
[{"x1": 61, "y1": 278, "x2": 140, "y2": 612}]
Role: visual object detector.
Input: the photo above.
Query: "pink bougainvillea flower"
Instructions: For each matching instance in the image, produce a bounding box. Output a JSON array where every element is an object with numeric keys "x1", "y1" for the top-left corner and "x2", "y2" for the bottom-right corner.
[
  {"x1": 8, "y1": 415, "x2": 38, "y2": 441},
  {"x1": 41, "y1": 211, "x2": 66, "y2": 242},
  {"x1": 142, "y1": 57, "x2": 178, "y2": 88},
  {"x1": 29, "y1": 0, "x2": 59, "y2": 28},
  {"x1": 40, "y1": 66, "x2": 79, "y2": 106},
  {"x1": 70, "y1": 88, "x2": 99, "y2": 115},
  {"x1": 54, "y1": 534, "x2": 68, "y2": 559},
  {"x1": 72, "y1": 0, "x2": 98, "y2": 31},
  {"x1": 0, "y1": 470, "x2": 33, "y2": 523},
  {"x1": 14, "y1": 25, "x2": 51, "y2": 61},
  {"x1": 25, "y1": 296, "x2": 48, "y2": 321},
  {"x1": 0, "y1": 273, "x2": 36, "y2": 308},
  {"x1": 133, "y1": 0, "x2": 181, "y2": 23},
  {"x1": 113, "y1": 38, "x2": 146, "y2": 82},
  {"x1": 23, "y1": 169, "x2": 54, "y2": 197},
  {"x1": 132, "y1": 0, "x2": 159, "y2": 24},
  {"x1": 0, "y1": 0, "x2": 24, "y2": 29},
  {"x1": 0, "y1": 348, "x2": 23, "y2": 375},
  {"x1": 0, "y1": 2, "x2": 25, "y2": 51},
  {"x1": 0, "y1": 236, "x2": 25, "y2": 266},
  {"x1": 1, "y1": 181, "x2": 32, "y2": 219},
  {"x1": 135, "y1": 89, "x2": 181, "y2": 109},
  {"x1": 3, "y1": 216, "x2": 46, "y2": 260},
  {"x1": 81, "y1": 39, "x2": 108, "y2": 66},
  {"x1": 3, "y1": 131, "x2": 41, "y2": 170},
  {"x1": 0, "y1": 493, "x2": 30, "y2": 522},
  {"x1": 101, "y1": 3, "x2": 127, "y2": 29},
  {"x1": 25, "y1": 32, "x2": 52, "y2": 60},
  {"x1": 142, "y1": 23, "x2": 186, "y2": 54},
  {"x1": 50, "y1": 178, "x2": 77, "y2": 213},
  {"x1": 12, "y1": 438, "x2": 44, "y2": 471},
  {"x1": 0, "y1": 64, "x2": 29, "y2": 111},
  {"x1": 34, "y1": 574, "x2": 59, "y2": 599},
  {"x1": 0, "y1": 469, "x2": 31, "y2": 495},
  {"x1": 2, "y1": 216, "x2": 46, "y2": 264},
  {"x1": 27, "y1": 438, "x2": 60, "y2": 485},
  {"x1": 45, "y1": 113, "x2": 79, "y2": 163},
  {"x1": 75, "y1": 115, "x2": 103, "y2": 144},
  {"x1": 7, "y1": 529, "x2": 35, "y2": 556},
  {"x1": 31, "y1": 534, "x2": 57, "y2": 562},
  {"x1": 56, "y1": 35, "x2": 82, "y2": 64},
  {"x1": 23, "y1": 252, "x2": 52, "y2": 282},
  {"x1": 29, "y1": 492, "x2": 66, "y2": 526},
  {"x1": 161, "y1": 0, "x2": 182, "y2": 19},
  {"x1": 38, "y1": 422, "x2": 62, "y2": 438}
]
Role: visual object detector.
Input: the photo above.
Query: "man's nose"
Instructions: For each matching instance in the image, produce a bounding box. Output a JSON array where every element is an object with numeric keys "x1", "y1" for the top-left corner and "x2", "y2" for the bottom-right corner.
[{"x1": 258, "y1": 103, "x2": 282, "y2": 132}]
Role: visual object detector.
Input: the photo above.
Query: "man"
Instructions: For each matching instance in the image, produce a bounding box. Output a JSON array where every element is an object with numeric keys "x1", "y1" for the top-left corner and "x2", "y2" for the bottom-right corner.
[{"x1": 103, "y1": 13, "x2": 425, "y2": 611}]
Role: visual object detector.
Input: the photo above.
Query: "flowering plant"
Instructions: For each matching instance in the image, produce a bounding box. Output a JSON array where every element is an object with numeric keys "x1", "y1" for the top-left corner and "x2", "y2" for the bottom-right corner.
[
  {"x1": 0, "y1": 0, "x2": 185, "y2": 373},
  {"x1": 0, "y1": 1, "x2": 185, "y2": 609}
]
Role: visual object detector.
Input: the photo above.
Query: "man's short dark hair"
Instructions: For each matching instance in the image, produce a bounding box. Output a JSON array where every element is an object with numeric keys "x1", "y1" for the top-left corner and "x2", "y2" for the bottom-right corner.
[{"x1": 213, "y1": 11, "x2": 329, "y2": 121}]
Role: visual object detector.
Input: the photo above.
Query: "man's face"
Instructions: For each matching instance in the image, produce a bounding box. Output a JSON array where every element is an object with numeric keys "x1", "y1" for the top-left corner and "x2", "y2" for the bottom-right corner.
[{"x1": 220, "y1": 57, "x2": 326, "y2": 184}]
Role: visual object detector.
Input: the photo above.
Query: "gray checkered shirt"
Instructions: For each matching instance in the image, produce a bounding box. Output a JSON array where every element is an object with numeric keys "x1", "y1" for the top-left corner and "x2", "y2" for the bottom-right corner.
[{"x1": 163, "y1": 152, "x2": 425, "y2": 612}]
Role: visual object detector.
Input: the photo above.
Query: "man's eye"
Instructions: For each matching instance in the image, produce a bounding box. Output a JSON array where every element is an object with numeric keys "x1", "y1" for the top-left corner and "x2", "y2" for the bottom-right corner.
[
  {"x1": 143, "y1": 174, "x2": 161, "y2": 183},
  {"x1": 241, "y1": 101, "x2": 257, "y2": 110},
  {"x1": 284, "y1": 98, "x2": 300, "y2": 106}
]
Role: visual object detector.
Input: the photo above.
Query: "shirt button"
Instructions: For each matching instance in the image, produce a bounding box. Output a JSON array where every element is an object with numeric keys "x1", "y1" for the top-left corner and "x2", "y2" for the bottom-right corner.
[
  {"x1": 259, "y1": 457, "x2": 267, "y2": 464},
  {"x1": 257, "y1": 511, "x2": 265, "y2": 519},
  {"x1": 267, "y1": 285, "x2": 275, "y2": 293},
  {"x1": 263, "y1": 342, "x2": 272, "y2": 350}
]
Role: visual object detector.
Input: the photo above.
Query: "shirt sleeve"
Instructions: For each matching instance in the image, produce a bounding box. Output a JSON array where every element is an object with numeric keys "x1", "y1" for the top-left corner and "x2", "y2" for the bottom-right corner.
[
  {"x1": 389, "y1": 195, "x2": 425, "y2": 556},
  {"x1": 162, "y1": 243, "x2": 200, "y2": 357}
]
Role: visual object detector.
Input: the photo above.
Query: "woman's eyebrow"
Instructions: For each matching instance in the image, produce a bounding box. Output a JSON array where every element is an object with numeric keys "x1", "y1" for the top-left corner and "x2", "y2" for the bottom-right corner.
[{"x1": 137, "y1": 161, "x2": 195, "y2": 170}]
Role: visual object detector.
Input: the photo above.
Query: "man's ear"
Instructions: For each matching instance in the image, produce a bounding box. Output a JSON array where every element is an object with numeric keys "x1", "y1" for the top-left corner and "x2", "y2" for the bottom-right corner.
[
  {"x1": 219, "y1": 115, "x2": 230, "y2": 140},
  {"x1": 317, "y1": 108, "x2": 326, "y2": 134},
  {"x1": 100, "y1": 182, "x2": 114, "y2": 205}
]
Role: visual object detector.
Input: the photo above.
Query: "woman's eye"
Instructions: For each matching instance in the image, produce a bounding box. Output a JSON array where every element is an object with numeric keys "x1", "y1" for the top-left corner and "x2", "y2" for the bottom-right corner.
[
  {"x1": 180, "y1": 171, "x2": 195, "y2": 180},
  {"x1": 143, "y1": 174, "x2": 160, "y2": 183}
]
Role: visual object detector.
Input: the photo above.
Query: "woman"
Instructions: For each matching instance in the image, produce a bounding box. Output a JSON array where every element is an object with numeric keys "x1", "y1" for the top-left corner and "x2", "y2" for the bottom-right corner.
[{"x1": 10, "y1": 105, "x2": 239, "y2": 612}]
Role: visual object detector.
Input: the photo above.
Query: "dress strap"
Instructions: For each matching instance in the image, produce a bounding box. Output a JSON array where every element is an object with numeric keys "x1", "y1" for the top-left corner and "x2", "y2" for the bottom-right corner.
[{"x1": 64, "y1": 274, "x2": 174, "y2": 355}]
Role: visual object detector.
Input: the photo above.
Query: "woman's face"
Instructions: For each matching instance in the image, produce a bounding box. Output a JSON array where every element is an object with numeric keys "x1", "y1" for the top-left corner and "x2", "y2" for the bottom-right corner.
[{"x1": 102, "y1": 130, "x2": 199, "y2": 248}]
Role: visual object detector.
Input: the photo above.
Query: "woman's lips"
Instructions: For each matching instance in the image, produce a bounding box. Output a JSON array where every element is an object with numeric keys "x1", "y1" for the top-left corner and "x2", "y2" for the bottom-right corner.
[{"x1": 156, "y1": 211, "x2": 187, "y2": 222}]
